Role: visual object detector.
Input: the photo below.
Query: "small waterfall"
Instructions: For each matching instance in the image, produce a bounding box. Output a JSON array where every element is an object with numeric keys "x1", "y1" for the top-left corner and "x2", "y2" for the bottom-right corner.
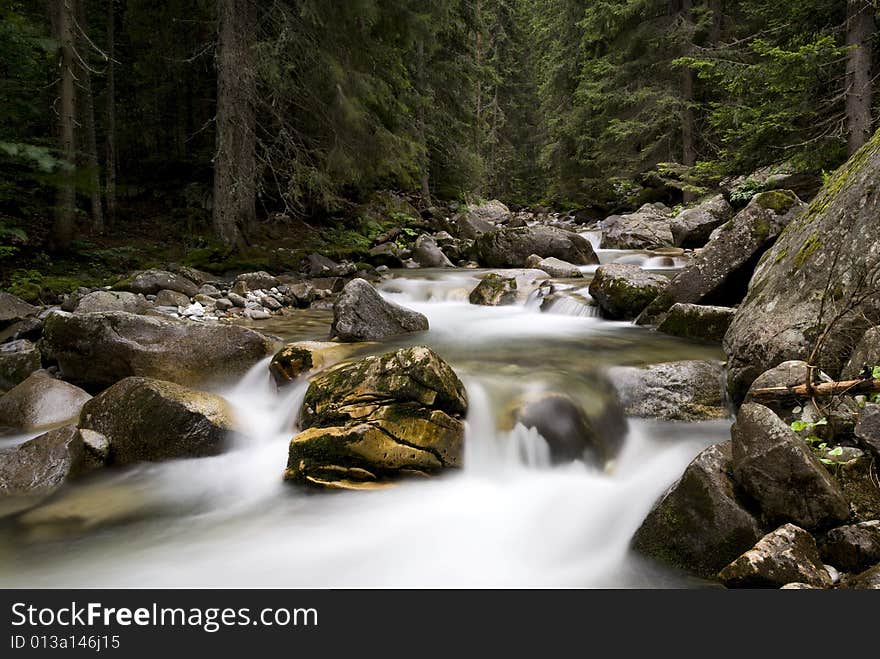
[{"x1": 580, "y1": 229, "x2": 603, "y2": 251}]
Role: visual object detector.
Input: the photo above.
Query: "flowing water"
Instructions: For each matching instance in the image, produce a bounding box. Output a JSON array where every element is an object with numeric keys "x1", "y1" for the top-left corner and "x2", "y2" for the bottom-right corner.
[{"x1": 0, "y1": 244, "x2": 731, "y2": 588}]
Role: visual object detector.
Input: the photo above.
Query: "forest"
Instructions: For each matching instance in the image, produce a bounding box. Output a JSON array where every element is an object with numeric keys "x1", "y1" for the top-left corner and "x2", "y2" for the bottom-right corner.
[{"x1": 1, "y1": 0, "x2": 877, "y2": 296}]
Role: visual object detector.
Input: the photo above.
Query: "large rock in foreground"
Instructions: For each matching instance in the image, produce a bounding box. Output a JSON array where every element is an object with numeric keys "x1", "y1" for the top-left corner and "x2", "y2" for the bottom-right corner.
[
  {"x1": 718, "y1": 524, "x2": 832, "y2": 589},
  {"x1": 637, "y1": 191, "x2": 805, "y2": 327},
  {"x1": 41, "y1": 311, "x2": 275, "y2": 391},
  {"x1": 631, "y1": 442, "x2": 763, "y2": 579},
  {"x1": 79, "y1": 377, "x2": 236, "y2": 465},
  {"x1": 0, "y1": 371, "x2": 91, "y2": 431},
  {"x1": 331, "y1": 279, "x2": 428, "y2": 342},
  {"x1": 476, "y1": 226, "x2": 598, "y2": 268},
  {"x1": 724, "y1": 136, "x2": 880, "y2": 402},
  {"x1": 285, "y1": 346, "x2": 467, "y2": 489},
  {"x1": 588, "y1": 264, "x2": 667, "y2": 320},
  {"x1": 731, "y1": 403, "x2": 850, "y2": 530}
]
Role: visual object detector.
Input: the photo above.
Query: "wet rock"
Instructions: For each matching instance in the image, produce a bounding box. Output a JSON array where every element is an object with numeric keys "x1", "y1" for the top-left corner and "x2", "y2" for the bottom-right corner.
[
  {"x1": 632, "y1": 442, "x2": 763, "y2": 579},
  {"x1": 73, "y1": 291, "x2": 150, "y2": 314},
  {"x1": 0, "y1": 371, "x2": 91, "y2": 431},
  {"x1": 510, "y1": 391, "x2": 625, "y2": 466},
  {"x1": 285, "y1": 346, "x2": 467, "y2": 488},
  {"x1": 670, "y1": 195, "x2": 734, "y2": 248},
  {"x1": 41, "y1": 311, "x2": 275, "y2": 390},
  {"x1": 0, "y1": 291, "x2": 39, "y2": 329},
  {"x1": 718, "y1": 524, "x2": 832, "y2": 589},
  {"x1": 0, "y1": 339, "x2": 41, "y2": 390},
  {"x1": 115, "y1": 269, "x2": 199, "y2": 297},
  {"x1": 0, "y1": 425, "x2": 106, "y2": 517},
  {"x1": 269, "y1": 341, "x2": 361, "y2": 386},
  {"x1": 637, "y1": 191, "x2": 806, "y2": 328},
  {"x1": 855, "y1": 404, "x2": 880, "y2": 460},
  {"x1": 843, "y1": 563, "x2": 880, "y2": 589},
  {"x1": 599, "y1": 204, "x2": 674, "y2": 250},
  {"x1": 235, "y1": 271, "x2": 281, "y2": 291},
  {"x1": 656, "y1": 304, "x2": 735, "y2": 343},
  {"x1": 469, "y1": 273, "x2": 518, "y2": 306},
  {"x1": 842, "y1": 327, "x2": 880, "y2": 380},
  {"x1": 412, "y1": 234, "x2": 454, "y2": 268},
  {"x1": 609, "y1": 360, "x2": 729, "y2": 421},
  {"x1": 724, "y1": 138, "x2": 880, "y2": 403},
  {"x1": 819, "y1": 521, "x2": 880, "y2": 573},
  {"x1": 153, "y1": 289, "x2": 191, "y2": 308},
  {"x1": 286, "y1": 282, "x2": 317, "y2": 308},
  {"x1": 589, "y1": 264, "x2": 668, "y2": 320},
  {"x1": 0, "y1": 317, "x2": 43, "y2": 344},
  {"x1": 330, "y1": 279, "x2": 428, "y2": 342},
  {"x1": 476, "y1": 226, "x2": 598, "y2": 268},
  {"x1": 79, "y1": 376, "x2": 236, "y2": 465},
  {"x1": 524, "y1": 255, "x2": 583, "y2": 278},
  {"x1": 731, "y1": 403, "x2": 850, "y2": 529}
]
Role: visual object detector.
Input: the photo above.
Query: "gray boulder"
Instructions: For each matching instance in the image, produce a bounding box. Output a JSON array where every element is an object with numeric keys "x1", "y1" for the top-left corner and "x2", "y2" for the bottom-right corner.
[
  {"x1": 476, "y1": 226, "x2": 598, "y2": 268},
  {"x1": 718, "y1": 524, "x2": 832, "y2": 589},
  {"x1": 41, "y1": 311, "x2": 275, "y2": 391},
  {"x1": 599, "y1": 204, "x2": 674, "y2": 250},
  {"x1": 73, "y1": 290, "x2": 150, "y2": 314},
  {"x1": 469, "y1": 273, "x2": 518, "y2": 306},
  {"x1": 589, "y1": 264, "x2": 667, "y2": 320},
  {"x1": 0, "y1": 339, "x2": 41, "y2": 390},
  {"x1": 657, "y1": 303, "x2": 736, "y2": 343},
  {"x1": 609, "y1": 360, "x2": 729, "y2": 421},
  {"x1": 286, "y1": 346, "x2": 467, "y2": 488},
  {"x1": 330, "y1": 279, "x2": 428, "y2": 342},
  {"x1": 841, "y1": 326, "x2": 880, "y2": 380},
  {"x1": 637, "y1": 191, "x2": 806, "y2": 327},
  {"x1": 724, "y1": 137, "x2": 880, "y2": 403},
  {"x1": 731, "y1": 403, "x2": 850, "y2": 529},
  {"x1": 412, "y1": 234, "x2": 453, "y2": 268},
  {"x1": 525, "y1": 255, "x2": 583, "y2": 278},
  {"x1": 0, "y1": 291, "x2": 38, "y2": 329},
  {"x1": 0, "y1": 371, "x2": 91, "y2": 431},
  {"x1": 453, "y1": 212, "x2": 496, "y2": 240},
  {"x1": 153, "y1": 289, "x2": 191, "y2": 308},
  {"x1": 79, "y1": 376, "x2": 236, "y2": 465},
  {"x1": 115, "y1": 269, "x2": 199, "y2": 297},
  {"x1": 631, "y1": 442, "x2": 763, "y2": 579},
  {"x1": 670, "y1": 195, "x2": 734, "y2": 248},
  {"x1": 819, "y1": 521, "x2": 880, "y2": 574},
  {"x1": 235, "y1": 271, "x2": 281, "y2": 291}
]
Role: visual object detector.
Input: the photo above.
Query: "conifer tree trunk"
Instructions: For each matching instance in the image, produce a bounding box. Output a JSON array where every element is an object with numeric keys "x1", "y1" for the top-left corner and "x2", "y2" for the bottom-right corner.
[
  {"x1": 77, "y1": 3, "x2": 104, "y2": 233},
  {"x1": 213, "y1": 0, "x2": 256, "y2": 246},
  {"x1": 52, "y1": 0, "x2": 77, "y2": 252},
  {"x1": 105, "y1": 0, "x2": 116, "y2": 227},
  {"x1": 845, "y1": 0, "x2": 875, "y2": 155},
  {"x1": 680, "y1": 0, "x2": 697, "y2": 202}
]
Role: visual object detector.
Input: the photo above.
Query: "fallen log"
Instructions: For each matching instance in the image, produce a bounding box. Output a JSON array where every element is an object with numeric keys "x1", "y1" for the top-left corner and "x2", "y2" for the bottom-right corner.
[{"x1": 750, "y1": 378, "x2": 880, "y2": 399}]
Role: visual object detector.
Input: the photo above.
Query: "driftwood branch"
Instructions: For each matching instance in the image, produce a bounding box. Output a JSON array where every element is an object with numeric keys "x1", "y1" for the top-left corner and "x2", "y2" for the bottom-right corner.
[{"x1": 751, "y1": 378, "x2": 880, "y2": 399}]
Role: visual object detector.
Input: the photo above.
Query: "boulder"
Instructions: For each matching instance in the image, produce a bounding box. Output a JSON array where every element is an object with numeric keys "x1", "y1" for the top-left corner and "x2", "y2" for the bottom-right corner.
[
  {"x1": 841, "y1": 326, "x2": 880, "y2": 380},
  {"x1": 0, "y1": 425, "x2": 106, "y2": 517},
  {"x1": 174, "y1": 266, "x2": 217, "y2": 287},
  {"x1": 453, "y1": 212, "x2": 496, "y2": 240},
  {"x1": 412, "y1": 234, "x2": 454, "y2": 268},
  {"x1": 235, "y1": 271, "x2": 281, "y2": 291},
  {"x1": 0, "y1": 317, "x2": 43, "y2": 344},
  {"x1": 79, "y1": 377, "x2": 236, "y2": 465},
  {"x1": 718, "y1": 524, "x2": 832, "y2": 589},
  {"x1": 631, "y1": 442, "x2": 763, "y2": 579},
  {"x1": 524, "y1": 255, "x2": 583, "y2": 278},
  {"x1": 469, "y1": 273, "x2": 518, "y2": 306},
  {"x1": 330, "y1": 279, "x2": 428, "y2": 342},
  {"x1": 41, "y1": 311, "x2": 275, "y2": 391},
  {"x1": 0, "y1": 291, "x2": 38, "y2": 329},
  {"x1": 855, "y1": 404, "x2": 880, "y2": 460},
  {"x1": 731, "y1": 403, "x2": 850, "y2": 529},
  {"x1": 656, "y1": 303, "x2": 736, "y2": 343},
  {"x1": 509, "y1": 392, "x2": 625, "y2": 466},
  {"x1": 599, "y1": 204, "x2": 674, "y2": 250},
  {"x1": 468, "y1": 199, "x2": 511, "y2": 224},
  {"x1": 670, "y1": 195, "x2": 734, "y2": 248},
  {"x1": 367, "y1": 243, "x2": 407, "y2": 268},
  {"x1": 637, "y1": 191, "x2": 806, "y2": 327},
  {"x1": 73, "y1": 290, "x2": 150, "y2": 314},
  {"x1": 285, "y1": 346, "x2": 467, "y2": 488},
  {"x1": 844, "y1": 564, "x2": 880, "y2": 589},
  {"x1": 588, "y1": 264, "x2": 668, "y2": 320},
  {"x1": 153, "y1": 289, "x2": 191, "y2": 308},
  {"x1": 609, "y1": 360, "x2": 729, "y2": 421},
  {"x1": 819, "y1": 521, "x2": 880, "y2": 573},
  {"x1": 0, "y1": 371, "x2": 91, "y2": 431},
  {"x1": 476, "y1": 226, "x2": 598, "y2": 268},
  {"x1": 115, "y1": 269, "x2": 199, "y2": 297},
  {"x1": 724, "y1": 137, "x2": 880, "y2": 403},
  {"x1": 269, "y1": 341, "x2": 362, "y2": 386},
  {"x1": 0, "y1": 339, "x2": 41, "y2": 390}
]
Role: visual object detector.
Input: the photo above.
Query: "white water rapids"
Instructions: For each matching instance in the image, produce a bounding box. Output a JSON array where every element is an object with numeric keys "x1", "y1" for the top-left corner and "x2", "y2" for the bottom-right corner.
[{"x1": 0, "y1": 257, "x2": 730, "y2": 588}]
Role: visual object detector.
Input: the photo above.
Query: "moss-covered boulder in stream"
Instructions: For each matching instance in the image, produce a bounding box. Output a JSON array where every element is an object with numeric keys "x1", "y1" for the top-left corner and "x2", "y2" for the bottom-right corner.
[
  {"x1": 469, "y1": 273, "x2": 518, "y2": 306},
  {"x1": 724, "y1": 134, "x2": 880, "y2": 403},
  {"x1": 269, "y1": 341, "x2": 365, "y2": 386},
  {"x1": 588, "y1": 264, "x2": 667, "y2": 320},
  {"x1": 79, "y1": 377, "x2": 236, "y2": 465},
  {"x1": 285, "y1": 346, "x2": 467, "y2": 489},
  {"x1": 41, "y1": 311, "x2": 275, "y2": 391}
]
